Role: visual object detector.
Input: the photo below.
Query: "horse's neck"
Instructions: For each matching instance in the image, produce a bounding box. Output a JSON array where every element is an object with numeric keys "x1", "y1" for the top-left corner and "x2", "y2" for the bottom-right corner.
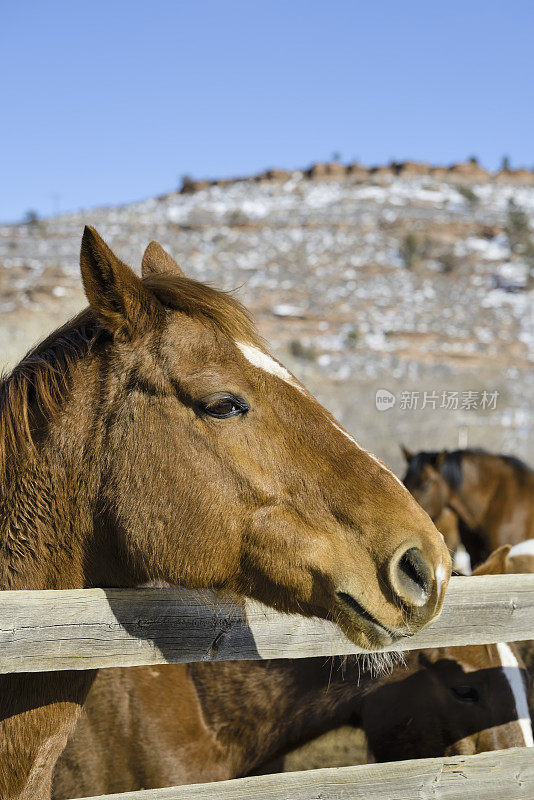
[
  {"x1": 452, "y1": 456, "x2": 532, "y2": 541},
  {"x1": 0, "y1": 362, "x2": 105, "y2": 799},
  {"x1": 192, "y1": 658, "x2": 366, "y2": 775},
  {"x1": 449, "y1": 457, "x2": 501, "y2": 531},
  {"x1": 0, "y1": 467, "x2": 87, "y2": 591},
  {"x1": 0, "y1": 355, "x2": 141, "y2": 590},
  {"x1": 0, "y1": 392, "x2": 99, "y2": 592},
  {"x1": 0, "y1": 444, "x2": 99, "y2": 799},
  {"x1": 483, "y1": 462, "x2": 534, "y2": 542}
]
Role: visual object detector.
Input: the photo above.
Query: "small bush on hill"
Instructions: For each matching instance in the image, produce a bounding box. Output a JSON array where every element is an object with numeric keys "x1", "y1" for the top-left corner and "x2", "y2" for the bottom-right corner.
[
  {"x1": 399, "y1": 233, "x2": 420, "y2": 269},
  {"x1": 457, "y1": 185, "x2": 479, "y2": 205},
  {"x1": 506, "y1": 199, "x2": 532, "y2": 252}
]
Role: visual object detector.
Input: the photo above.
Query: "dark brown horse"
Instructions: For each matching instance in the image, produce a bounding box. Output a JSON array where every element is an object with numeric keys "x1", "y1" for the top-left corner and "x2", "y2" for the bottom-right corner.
[
  {"x1": 0, "y1": 229, "x2": 450, "y2": 799},
  {"x1": 52, "y1": 549, "x2": 532, "y2": 799},
  {"x1": 402, "y1": 447, "x2": 534, "y2": 567}
]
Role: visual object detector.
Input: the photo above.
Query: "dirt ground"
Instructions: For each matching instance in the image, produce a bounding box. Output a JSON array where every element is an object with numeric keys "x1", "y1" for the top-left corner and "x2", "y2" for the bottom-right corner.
[{"x1": 266, "y1": 726, "x2": 369, "y2": 774}]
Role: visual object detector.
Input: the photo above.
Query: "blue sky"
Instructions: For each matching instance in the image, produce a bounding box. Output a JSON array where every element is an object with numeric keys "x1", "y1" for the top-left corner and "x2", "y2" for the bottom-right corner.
[{"x1": 1, "y1": 0, "x2": 533, "y2": 222}]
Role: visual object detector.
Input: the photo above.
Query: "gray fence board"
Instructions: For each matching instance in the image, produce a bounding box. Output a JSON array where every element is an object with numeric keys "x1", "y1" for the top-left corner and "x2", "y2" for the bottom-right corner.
[
  {"x1": 0, "y1": 574, "x2": 533, "y2": 673},
  {"x1": 73, "y1": 747, "x2": 534, "y2": 800}
]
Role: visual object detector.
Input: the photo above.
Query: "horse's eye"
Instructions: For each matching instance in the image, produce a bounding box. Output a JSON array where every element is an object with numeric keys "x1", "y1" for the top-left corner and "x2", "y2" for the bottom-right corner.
[
  {"x1": 450, "y1": 685, "x2": 479, "y2": 703},
  {"x1": 202, "y1": 396, "x2": 248, "y2": 419}
]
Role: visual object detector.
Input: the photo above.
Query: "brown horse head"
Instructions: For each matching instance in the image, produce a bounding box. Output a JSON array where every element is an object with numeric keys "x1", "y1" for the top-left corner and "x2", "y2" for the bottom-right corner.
[
  {"x1": 402, "y1": 448, "x2": 451, "y2": 519},
  {"x1": 361, "y1": 548, "x2": 533, "y2": 759},
  {"x1": 1, "y1": 228, "x2": 451, "y2": 650},
  {"x1": 362, "y1": 643, "x2": 531, "y2": 759},
  {"x1": 81, "y1": 230, "x2": 451, "y2": 648},
  {"x1": 402, "y1": 447, "x2": 534, "y2": 567}
]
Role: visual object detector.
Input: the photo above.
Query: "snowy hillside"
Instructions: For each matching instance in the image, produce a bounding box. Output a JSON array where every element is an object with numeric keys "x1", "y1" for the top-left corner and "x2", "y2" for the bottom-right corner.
[{"x1": 1, "y1": 168, "x2": 532, "y2": 470}]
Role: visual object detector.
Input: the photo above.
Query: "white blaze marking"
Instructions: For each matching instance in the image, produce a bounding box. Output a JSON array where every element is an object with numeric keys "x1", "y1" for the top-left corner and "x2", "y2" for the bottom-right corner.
[
  {"x1": 509, "y1": 539, "x2": 534, "y2": 559},
  {"x1": 236, "y1": 342, "x2": 303, "y2": 391},
  {"x1": 236, "y1": 341, "x2": 406, "y2": 489},
  {"x1": 496, "y1": 642, "x2": 534, "y2": 747}
]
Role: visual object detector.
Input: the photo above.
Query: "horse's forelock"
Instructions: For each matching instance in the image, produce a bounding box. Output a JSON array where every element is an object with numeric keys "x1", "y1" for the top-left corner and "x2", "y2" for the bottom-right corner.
[{"x1": 144, "y1": 272, "x2": 263, "y2": 349}]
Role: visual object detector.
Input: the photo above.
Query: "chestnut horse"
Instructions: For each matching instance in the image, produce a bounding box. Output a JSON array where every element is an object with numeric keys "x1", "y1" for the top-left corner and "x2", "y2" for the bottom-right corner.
[
  {"x1": 52, "y1": 549, "x2": 532, "y2": 799},
  {"x1": 0, "y1": 229, "x2": 449, "y2": 799},
  {"x1": 475, "y1": 538, "x2": 534, "y2": 576},
  {"x1": 402, "y1": 447, "x2": 534, "y2": 567}
]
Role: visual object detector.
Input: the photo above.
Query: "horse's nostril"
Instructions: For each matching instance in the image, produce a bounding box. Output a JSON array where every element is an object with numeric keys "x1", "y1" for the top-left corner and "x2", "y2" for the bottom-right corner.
[{"x1": 391, "y1": 546, "x2": 432, "y2": 608}]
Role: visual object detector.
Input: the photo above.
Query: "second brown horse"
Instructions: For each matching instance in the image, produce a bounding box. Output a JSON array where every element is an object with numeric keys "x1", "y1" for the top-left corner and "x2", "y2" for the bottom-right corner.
[{"x1": 403, "y1": 447, "x2": 534, "y2": 567}]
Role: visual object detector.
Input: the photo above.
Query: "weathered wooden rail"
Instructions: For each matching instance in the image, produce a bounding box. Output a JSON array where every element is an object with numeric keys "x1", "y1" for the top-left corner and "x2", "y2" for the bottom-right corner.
[
  {"x1": 0, "y1": 574, "x2": 534, "y2": 673},
  {"x1": 3, "y1": 574, "x2": 534, "y2": 799},
  {"x1": 72, "y1": 747, "x2": 534, "y2": 800}
]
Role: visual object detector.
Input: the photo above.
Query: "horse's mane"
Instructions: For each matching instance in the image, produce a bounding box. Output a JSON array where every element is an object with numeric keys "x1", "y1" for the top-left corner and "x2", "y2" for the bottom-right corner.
[
  {"x1": 404, "y1": 447, "x2": 532, "y2": 492},
  {"x1": 498, "y1": 452, "x2": 533, "y2": 475},
  {"x1": 438, "y1": 450, "x2": 466, "y2": 490},
  {"x1": 0, "y1": 309, "x2": 100, "y2": 480},
  {"x1": 441, "y1": 448, "x2": 532, "y2": 488},
  {"x1": 0, "y1": 273, "x2": 260, "y2": 479}
]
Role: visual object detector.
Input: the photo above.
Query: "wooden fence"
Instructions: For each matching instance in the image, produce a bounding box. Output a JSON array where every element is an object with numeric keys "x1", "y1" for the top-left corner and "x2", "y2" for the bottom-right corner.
[
  {"x1": 2, "y1": 574, "x2": 534, "y2": 798},
  {"x1": 76, "y1": 748, "x2": 534, "y2": 800}
]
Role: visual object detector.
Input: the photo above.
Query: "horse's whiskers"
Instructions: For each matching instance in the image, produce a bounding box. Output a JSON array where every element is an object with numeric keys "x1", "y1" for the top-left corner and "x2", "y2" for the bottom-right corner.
[{"x1": 357, "y1": 649, "x2": 406, "y2": 678}]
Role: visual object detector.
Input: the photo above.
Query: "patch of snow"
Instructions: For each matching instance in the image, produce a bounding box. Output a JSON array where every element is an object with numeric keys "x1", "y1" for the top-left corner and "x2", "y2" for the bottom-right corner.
[{"x1": 272, "y1": 303, "x2": 306, "y2": 318}]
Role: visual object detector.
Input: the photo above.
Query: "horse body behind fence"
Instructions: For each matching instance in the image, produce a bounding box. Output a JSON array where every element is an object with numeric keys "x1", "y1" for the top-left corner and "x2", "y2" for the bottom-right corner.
[
  {"x1": 53, "y1": 550, "x2": 532, "y2": 799},
  {"x1": 0, "y1": 230, "x2": 449, "y2": 799},
  {"x1": 402, "y1": 447, "x2": 534, "y2": 567}
]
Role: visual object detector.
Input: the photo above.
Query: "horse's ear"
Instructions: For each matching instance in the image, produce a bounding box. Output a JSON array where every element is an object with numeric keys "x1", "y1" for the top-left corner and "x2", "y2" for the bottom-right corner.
[
  {"x1": 505, "y1": 540, "x2": 534, "y2": 575},
  {"x1": 473, "y1": 544, "x2": 512, "y2": 576},
  {"x1": 80, "y1": 226, "x2": 161, "y2": 339},
  {"x1": 401, "y1": 445, "x2": 413, "y2": 461},
  {"x1": 142, "y1": 241, "x2": 185, "y2": 278}
]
